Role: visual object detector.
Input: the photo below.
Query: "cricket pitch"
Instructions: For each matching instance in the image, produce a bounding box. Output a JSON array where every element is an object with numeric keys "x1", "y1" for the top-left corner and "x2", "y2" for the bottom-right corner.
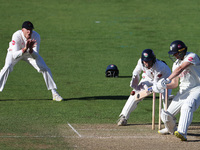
[{"x1": 61, "y1": 123, "x2": 200, "y2": 150}]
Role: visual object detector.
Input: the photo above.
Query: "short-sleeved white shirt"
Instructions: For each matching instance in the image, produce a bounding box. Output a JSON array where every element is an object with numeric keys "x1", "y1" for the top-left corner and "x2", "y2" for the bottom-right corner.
[
  {"x1": 8, "y1": 30, "x2": 40, "y2": 59},
  {"x1": 172, "y1": 52, "x2": 200, "y2": 91},
  {"x1": 132, "y1": 58, "x2": 171, "y2": 83}
]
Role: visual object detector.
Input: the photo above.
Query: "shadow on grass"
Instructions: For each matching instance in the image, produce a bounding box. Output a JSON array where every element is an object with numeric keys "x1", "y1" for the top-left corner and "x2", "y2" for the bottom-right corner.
[
  {"x1": 117, "y1": 76, "x2": 132, "y2": 78},
  {"x1": 64, "y1": 95, "x2": 158, "y2": 101},
  {"x1": 0, "y1": 94, "x2": 161, "y2": 101},
  {"x1": 0, "y1": 98, "x2": 51, "y2": 101},
  {"x1": 126, "y1": 123, "x2": 152, "y2": 126},
  {"x1": 0, "y1": 95, "x2": 160, "y2": 101},
  {"x1": 64, "y1": 95, "x2": 129, "y2": 101},
  {"x1": 0, "y1": 96, "x2": 130, "y2": 101}
]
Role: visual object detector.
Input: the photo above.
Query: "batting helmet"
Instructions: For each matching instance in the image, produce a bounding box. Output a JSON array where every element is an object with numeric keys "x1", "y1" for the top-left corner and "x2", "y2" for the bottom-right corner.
[
  {"x1": 105, "y1": 64, "x2": 119, "y2": 77},
  {"x1": 141, "y1": 49, "x2": 156, "y2": 65},
  {"x1": 168, "y1": 40, "x2": 187, "y2": 60}
]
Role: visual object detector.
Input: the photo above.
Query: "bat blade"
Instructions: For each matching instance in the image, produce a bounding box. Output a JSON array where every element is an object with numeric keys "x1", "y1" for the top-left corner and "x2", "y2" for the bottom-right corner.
[{"x1": 135, "y1": 87, "x2": 153, "y2": 101}]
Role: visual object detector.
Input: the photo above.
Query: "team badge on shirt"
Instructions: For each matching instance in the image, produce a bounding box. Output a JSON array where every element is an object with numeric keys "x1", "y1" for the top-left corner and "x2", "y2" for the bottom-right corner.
[
  {"x1": 188, "y1": 57, "x2": 193, "y2": 62},
  {"x1": 12, "y1": 40, "x2": 15, "y2": 45}
]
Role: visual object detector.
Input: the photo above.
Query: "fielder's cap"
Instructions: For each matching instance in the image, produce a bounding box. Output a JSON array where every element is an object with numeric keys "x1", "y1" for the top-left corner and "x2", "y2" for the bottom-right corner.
[{"x1": 22, "y1": 21, "x2": 34, "y2": 30}]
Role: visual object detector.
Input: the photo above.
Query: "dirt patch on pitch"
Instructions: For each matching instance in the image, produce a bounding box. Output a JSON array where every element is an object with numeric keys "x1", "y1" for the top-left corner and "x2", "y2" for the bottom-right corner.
[{"x1": 62, "y1": 124, "x2": 200, "y2": 150}]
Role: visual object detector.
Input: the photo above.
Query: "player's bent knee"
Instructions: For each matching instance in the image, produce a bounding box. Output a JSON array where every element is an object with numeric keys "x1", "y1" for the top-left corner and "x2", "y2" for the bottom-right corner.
[
  {"x1": 181, "y1": 104, "x2": 194, "y2": 113},
  {"x1": 182, "y1": 99, "x2": 196, "y2": 112}
]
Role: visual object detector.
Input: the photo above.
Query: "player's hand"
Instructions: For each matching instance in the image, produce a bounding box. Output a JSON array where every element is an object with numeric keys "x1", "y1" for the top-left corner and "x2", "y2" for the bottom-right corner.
[
  {"x1": 27, "y1": 39, "x2": 36, "y2": 53},
  {"x1": 154, "y1": 78, "x2": 170, "y2": 92},
  {"x1": 152, "y1": 84, "x2": 164, "y2": 93},
  {"x1": 26, "y1": 39, "x2": 30, "y2": 49},
  {"x1": 161, "y1": 78, "x2": 171, "y2": 88},
  {"x1": 28, "y1": 39, "x2": 36, "y2": 49},
  {"x1": 22, "y1": 40, "x2": 30, "y2": 53}
]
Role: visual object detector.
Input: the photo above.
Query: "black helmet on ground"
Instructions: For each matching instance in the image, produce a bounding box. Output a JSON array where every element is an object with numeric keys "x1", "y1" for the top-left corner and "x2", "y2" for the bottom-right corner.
[{"x1": 105, "y1": 64, "x2": 119, "y2": 77}]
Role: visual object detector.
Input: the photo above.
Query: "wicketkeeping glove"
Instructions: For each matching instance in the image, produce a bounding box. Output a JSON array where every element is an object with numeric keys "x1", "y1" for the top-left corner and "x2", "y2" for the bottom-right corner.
[{"x1": 130, "y1": 74, "x2": 139, "y2": 88}]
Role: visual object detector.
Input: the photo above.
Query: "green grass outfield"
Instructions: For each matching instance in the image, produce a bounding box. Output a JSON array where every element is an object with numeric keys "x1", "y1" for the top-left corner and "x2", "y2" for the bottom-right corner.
[{"x1": 0, "y1": 0, "x2": 200, "y2": 149}]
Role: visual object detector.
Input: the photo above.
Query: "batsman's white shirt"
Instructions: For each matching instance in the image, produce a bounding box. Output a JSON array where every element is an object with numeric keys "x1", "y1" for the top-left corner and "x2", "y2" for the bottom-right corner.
[
  {"x1": 0, "y1": 30, "x2": 57, "y2": 91},
  {"x1": 172, "y1": 52, "x2": 200, "y2": 92},
  {"x1": 167, "y1": 52, "x2": 200, "y2": 135}
]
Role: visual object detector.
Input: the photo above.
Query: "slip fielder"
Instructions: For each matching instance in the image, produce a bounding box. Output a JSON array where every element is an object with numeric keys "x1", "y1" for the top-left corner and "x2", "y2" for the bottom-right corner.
[
  {"x1": 0, "y1": 21, "x2": 63, "y2": 101},
  {"x1": 156, "y1": 40, "x2": 200, "y2": 141},
  {"x1": 117, "y1": 49, "x2": 172, "y2": 126}
]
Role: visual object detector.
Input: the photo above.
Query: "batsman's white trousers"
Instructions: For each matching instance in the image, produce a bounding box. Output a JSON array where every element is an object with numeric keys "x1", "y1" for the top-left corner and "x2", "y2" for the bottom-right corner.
[
  {"x1": 167, "y1": 86, "x2": 200, "y2": 135},
  {"x1": 0, "y1": 52, "x2": 57, "y2": 92}
]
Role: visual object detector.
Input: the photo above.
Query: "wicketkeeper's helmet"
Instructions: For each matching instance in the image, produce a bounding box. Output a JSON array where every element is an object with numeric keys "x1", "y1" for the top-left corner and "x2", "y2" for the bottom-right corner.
[
  {"x1": 168, "y1": 40, "x2": 187, "y2": 61},
  {"x1": 105, "y1": 64, "x2": 119, "y2": 77},
  {"x1": 141, "y1": 49, "x2": 156, "y2": 65}
]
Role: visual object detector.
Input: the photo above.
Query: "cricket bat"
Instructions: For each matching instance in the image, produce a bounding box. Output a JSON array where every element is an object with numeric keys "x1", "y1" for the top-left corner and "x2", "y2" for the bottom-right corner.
[{"x1": 134, "y1": 87, "x2": 153, "y2": 101}]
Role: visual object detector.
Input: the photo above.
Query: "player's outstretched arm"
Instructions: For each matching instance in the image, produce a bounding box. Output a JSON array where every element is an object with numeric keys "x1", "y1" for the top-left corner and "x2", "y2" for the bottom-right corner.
[{"x1": 168, "y1": 61, "x2": 192, "y2": 81}]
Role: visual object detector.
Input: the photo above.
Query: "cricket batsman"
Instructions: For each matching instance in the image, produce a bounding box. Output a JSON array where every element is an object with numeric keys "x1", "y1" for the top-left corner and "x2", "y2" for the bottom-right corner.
[
  {"x1": 117, "y1": 49, "x2": 172, "y2": 126},
  {"x1": 156, "y1": 40, "x2": 200, "y2": 141},
  {"x1": 0, "y1": 21, "x2": 63, "y2": 101}
]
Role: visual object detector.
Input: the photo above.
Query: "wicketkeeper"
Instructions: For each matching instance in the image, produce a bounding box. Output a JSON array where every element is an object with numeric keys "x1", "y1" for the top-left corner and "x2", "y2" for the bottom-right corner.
[
  {"x1": 156, "y1": 40, "x2": 200, "y2": 141},
  {"x1": 117, "y1": 49, "x2": 172, "y2": 126},
  {"x1": 0, "y1": 21, "x2": 63, "y2": 101}
]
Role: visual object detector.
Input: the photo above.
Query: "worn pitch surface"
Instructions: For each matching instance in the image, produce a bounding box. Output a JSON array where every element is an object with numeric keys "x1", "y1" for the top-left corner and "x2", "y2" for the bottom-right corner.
[{"x1": 62, "y1": 124, "x2": 200, "y2": 150}]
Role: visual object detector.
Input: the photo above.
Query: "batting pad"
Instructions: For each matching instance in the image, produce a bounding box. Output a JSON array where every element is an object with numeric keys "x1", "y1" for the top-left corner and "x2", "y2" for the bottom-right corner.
[{"x1": 161, "y1": 109, "x2": 176, "y2": 134}]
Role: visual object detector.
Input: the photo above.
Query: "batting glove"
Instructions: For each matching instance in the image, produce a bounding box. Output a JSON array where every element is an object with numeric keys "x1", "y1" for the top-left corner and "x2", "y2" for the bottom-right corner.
[
  {"x1": 161, "y1": 78, "x2": 171, "y2": 88},
  {"x1": 152, "y1": 84, "x2": 164, "y2": 93},
  {"x1": 153, "y1": 78, "x2": 170, "y2": 93}
]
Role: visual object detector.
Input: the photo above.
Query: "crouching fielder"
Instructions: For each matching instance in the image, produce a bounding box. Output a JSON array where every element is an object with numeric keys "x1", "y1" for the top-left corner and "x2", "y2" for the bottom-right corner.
[
  {"x1": 157, "y1": 40, "x2": 200, "y2": 141},
  {"x1": 117, "y1": 49, "x2": 172, "y2": 126},
  {"x1": 0, "y1": 21, "x2": 63, "y2": 101}
]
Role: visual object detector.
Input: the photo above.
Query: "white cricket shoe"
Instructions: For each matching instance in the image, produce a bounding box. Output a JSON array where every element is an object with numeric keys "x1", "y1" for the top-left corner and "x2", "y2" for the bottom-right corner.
[
  {"x1": 158, "y1": 126, "x2": 177, "y2": 135},
  {"x1": 53, "y1": 93, "x2": 63, "y2": 101},
  {"x1": 174, "y1": 131, "x2": 187, "y2": 141},
  {"x1": 117, "y1": 115, "x2": 127, "y2": 126},
  {"x1": 158, "y1": 128, "x2": 170, "y2": 134}
]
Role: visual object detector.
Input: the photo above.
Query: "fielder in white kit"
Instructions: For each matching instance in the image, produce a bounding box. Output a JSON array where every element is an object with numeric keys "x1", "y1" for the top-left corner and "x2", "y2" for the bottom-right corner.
[
  {"x1": 117, "y1": 49, "x2": 172, "y2": 126},
  {"x1": 156, "y1": 40, "x2": 200, "y2": 141},
  {"x1": 0, "y1": 21, "x2": 63, "y2": 101}
]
